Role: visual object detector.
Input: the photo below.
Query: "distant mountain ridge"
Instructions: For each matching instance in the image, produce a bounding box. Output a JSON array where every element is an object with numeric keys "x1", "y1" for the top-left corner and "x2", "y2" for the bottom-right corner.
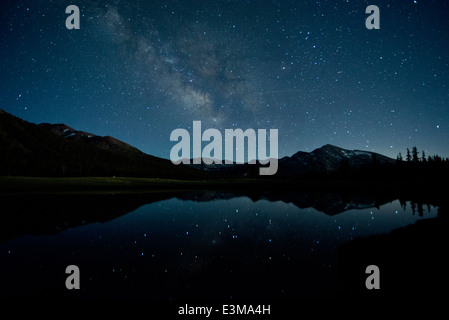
[
  {"x1": 0, "y1": 109, "x2": 394, "y2": 178},
  {"x1": 182, "y1": 144, "x2": 394, "y2": 177},
  {"x1": 38, "y1": 123, "x2": 142, "y2": 155},
  {"x1": 278, "y1": 144, "x2": 395, "y2": 177},
  {"x1": 0, "y1": 109, "x2": 203, "y2": 178}
]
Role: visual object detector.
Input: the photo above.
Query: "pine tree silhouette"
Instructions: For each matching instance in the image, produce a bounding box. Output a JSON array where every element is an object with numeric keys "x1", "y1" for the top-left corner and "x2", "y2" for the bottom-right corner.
[
  {"x1": 412, "y1": 146, "x2": 419, "y2": 163},
  {"x1": 406, "y1": 148, "x2": 412, "y2": 162}
]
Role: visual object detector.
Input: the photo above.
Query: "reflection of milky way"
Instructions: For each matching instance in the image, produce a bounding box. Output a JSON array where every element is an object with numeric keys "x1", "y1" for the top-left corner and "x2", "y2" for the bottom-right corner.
[{"x1": 1, "y1": 0, "x2": 448, "y2": 160}]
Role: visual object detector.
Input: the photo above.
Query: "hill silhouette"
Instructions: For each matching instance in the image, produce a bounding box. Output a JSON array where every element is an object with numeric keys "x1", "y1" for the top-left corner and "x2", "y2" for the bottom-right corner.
[
  {"x1": 0, "y1": 109, "x2": 203, "y2": 178},
  {"x1": 1, "y1": 109, "x2": 448, "y2": 181}
]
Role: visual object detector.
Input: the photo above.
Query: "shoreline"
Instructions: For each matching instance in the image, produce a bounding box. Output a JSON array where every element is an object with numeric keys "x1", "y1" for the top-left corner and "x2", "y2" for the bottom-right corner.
[{"x1": 0, "y1": 176, "x2": 445, "y2": 204}]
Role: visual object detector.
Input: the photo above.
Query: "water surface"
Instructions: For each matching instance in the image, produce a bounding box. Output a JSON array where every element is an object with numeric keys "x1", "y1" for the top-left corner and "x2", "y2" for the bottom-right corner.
[{"x1": 0, "y1": 191, "x2": 438, "y2": 299}]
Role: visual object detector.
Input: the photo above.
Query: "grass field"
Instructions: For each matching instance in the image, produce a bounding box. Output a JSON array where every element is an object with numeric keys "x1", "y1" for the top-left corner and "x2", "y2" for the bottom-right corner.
[
  {"x1": 0, "y1": 176, "x2": 269, "y2": 193},
  {"x1": 0, "y1": 175, "x2": 445, "y2": 202}
]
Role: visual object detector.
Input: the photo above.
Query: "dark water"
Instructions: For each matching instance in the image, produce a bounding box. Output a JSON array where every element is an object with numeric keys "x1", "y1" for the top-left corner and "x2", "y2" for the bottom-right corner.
[{"x1": 0, "y1": 191, "x2": 439, "y2": 299}]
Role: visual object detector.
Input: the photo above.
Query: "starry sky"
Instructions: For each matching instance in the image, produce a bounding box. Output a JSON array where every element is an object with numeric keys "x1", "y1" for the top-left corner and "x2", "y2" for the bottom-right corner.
[{"x1": 1, "y1": 0, "x2": 448, "y2": 160}]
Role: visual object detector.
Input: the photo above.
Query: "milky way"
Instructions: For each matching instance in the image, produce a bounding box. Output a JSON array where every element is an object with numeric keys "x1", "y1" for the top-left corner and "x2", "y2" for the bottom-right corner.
[{"x1": 1, "y1": 0, "x2": 448, "y2": 159}]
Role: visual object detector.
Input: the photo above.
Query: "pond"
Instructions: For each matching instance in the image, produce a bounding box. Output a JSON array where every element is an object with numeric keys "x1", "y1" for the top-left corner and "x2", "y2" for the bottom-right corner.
[{"x1": 0, "y1": 191, "x2": 438, "y2": 299}]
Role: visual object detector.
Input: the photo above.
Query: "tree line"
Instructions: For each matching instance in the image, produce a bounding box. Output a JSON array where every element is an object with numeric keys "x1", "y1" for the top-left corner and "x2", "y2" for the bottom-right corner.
[{"x1": 396, "y1": 146, "x2": 449, "y2": 164}]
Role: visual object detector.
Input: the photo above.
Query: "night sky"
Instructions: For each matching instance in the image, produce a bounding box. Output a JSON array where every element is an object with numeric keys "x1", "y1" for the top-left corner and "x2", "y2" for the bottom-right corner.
[{"x1": 1, "y1": 0, "x2": 448, "y2": 160}]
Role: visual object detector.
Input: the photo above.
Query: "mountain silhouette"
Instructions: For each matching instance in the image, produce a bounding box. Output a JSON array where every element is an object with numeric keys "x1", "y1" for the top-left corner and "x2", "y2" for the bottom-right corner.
[
  {"x1": 186, "y1": 144, "x2": 395, "y2": 178},
  {"x1": 38, "y1": 123, "x2": 144, "y2": 155},
  {"x1": 277, "y1": 144, "x2": 395, "y2": 177},
  {"x1": 0, "y1": 109, "x2": 203, "y2": 178},
  {"x1": 1, "y1": 109, "x2": 395, "y2": 179}
]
